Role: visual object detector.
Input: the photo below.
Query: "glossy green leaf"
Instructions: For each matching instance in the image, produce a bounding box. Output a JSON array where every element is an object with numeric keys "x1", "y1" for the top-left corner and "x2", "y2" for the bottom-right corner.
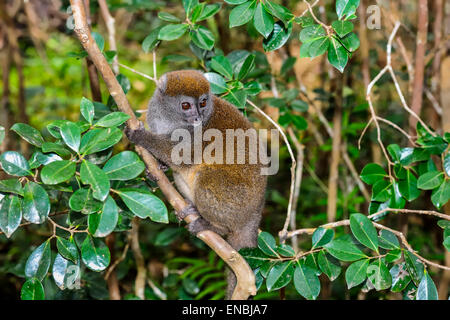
[
  {"x1": 312, "y1": 227, "x2": 334, "y2": 248},
  {"x1": 89, "y1": 196, "x2": 119, "y2": 237},
  {"x1": 237, "y1": 54, "x2": 255, "y2": 79},
  {"x1": 0, "y1": 195, "x2": 22, "y2": 238},
  {"x1": 443, "y1": 153, "x2": 450, "y2": 176},
  {"x1": 327, "y1": 37, "x2": 348, "y2": 73},
  {"x1": 81, "y1": 235, "x2": 110, "y2": 271},
  {"x1": 253, "y1": 3, "x2": 274, "y2": 38},
  {"x1": 154, "y1": 227, "x2": 182, "y2": 246},
  {"x1": 92, "y1": 32, "x2": 105, "y2": 51},
  {"x1": 95, "y1": 112, "x2": 130, "y2": 128},
  {"x1": 80, "y1": 97, "x2": 95, "y2": 124},
  {"x1": 266, "y1": 261, "x2": 294, "y2": 291},
  {"x1": 417, "y1": 171, "x2": 444, "y2": 190},
  {"x1": 223, "y1": 88, "x2": 247, "y2": 108},
  {"x1": 263, "y1": 21, "x2": 292, "y2": 52},
  {"x1": 366, "y1": 259, "x2": 391, "y2": 291},
  {"x1": 263, "y1": 0, "x2": 293, "y2": 25},
  {"x1": 21, "y1": 278, "x2": 44, "y2": 300},
  {"x1": 23, "y1": 182, "x2": 50, "y2": 224},
  {"x1": 0, "y1": 126, "x2": 4, "y2": 145},
  {"x1": 431, "y1": 180, "x2": 450, "y2": 209},
  {"x1": 42, "y1": 142, "x2": 72, "y2": 158},
  {"x1": 56, "y1": 236, "x2": 79, "y2": 263},
  {"x1": 349, "y1": 213, "x2": 378, "y2": 252},
  {"x1": 0, "y1": 179, "x2": 23, "y2": 195},
  {"x1": 229, "y1": 1, "x2": 257, "y2": 28},
  {"x1": 331, "y1": 20, "x2": 353, "y2": 37},
  {"x1": 317, "y1": 251, "x2": 341, "y2": 281},
  {"x1": 399, "y1": 169, "x2": 420, "y2": 201},
  {"x1": 371, "y1": 180, "x2": 391, "y2": 202},
  {"x1": 69, "y1": 188, "x2": 102, "y2": 214},
  {"x1": 336, "y1": 0, "x2": 360, "y2": 20},
  {"x1": 0, "y1": 151, "x2": 30, "y2": 176},
  {"x1": 294, "y1": 261, "x2": 320, "y2": 300},
  {"x1": 40, "y1": 160, "x2": 76, "y2": 185},
  {"x1": 257, "y1": 231, "x2": 278, "y2": 257},
  {"x1": 211, "y1": 56, "x2": 233, "y2": 79},
  {"x1": 324, "y1": 237, "x2": 367, "y2": 261},
  {"x1": 117, "y1": 189, "x2": 168, "y2": 223},
  {"x1": 345, "y1": 259, "x2": 369, "y2": 289},
  {"x1": 158, "y1": 12, "x2": 181, "y2": 22},
  {"x1": 80, "y1": 128, "x2": 122, "y2": 155},
  {"x1": 404, "y1": 250, "x2": 425, "y2": 286},
  {"x1": 204, "y1": 72, "x2": 228, "y2": 94},
  {"x1": 11, "y1": 123, "x2": 44, "y2": 147},
  {"x1": 378, "y1": 229, "x2": 399, "y2": 250},
  {"x1": 340, "y1": 32, "x2": 360, "y2": 52},
  {"x1": 60, "y1": 121, "x2": 81, "y2": 153},
  {"x1": 142, "y1": 27, "x2": 162, "y2": 53},
  {"x1": 80, "y1": 160, "x2": 110, "y2": 201},
  {"x1": 239, "y1": 247, "x2": 272, "y2": 269},
  {"x1": 360, "y1": 163, "x2": 387, "y2": 185},
  {"x1": 276, "y1": 243, "x2": 295, "y2": 257},
  {"x1": 308, "y1": 37, "x2": 330, "y2": 58},
  {"x1": 52, "y1": 253, "x2": 80, "y2": 290},
  {"x1": 416, "y1": 272, "x2": 438, "y2": 300},
  {"x1": 158, "y1": 24, "x2": 189, "y2": 41},
  {"x1": 190, "y1": 26, "x2": 215, "y2": 50},
  {"x1": 197, "y1": 4, "x2": 221, "y2": 21},
  {"x1": 25, "y1": 240, "x2": 51, "y2": 280},
  {"x1": 390, "y1": 263, "x2": 411, "y2": 292},
  {"x1": 102, "y1": 151, "x2": 145, "y2": 181}
]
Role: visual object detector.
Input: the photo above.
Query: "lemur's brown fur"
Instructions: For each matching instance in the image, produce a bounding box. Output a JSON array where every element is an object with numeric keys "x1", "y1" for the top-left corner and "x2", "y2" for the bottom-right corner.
[{"x1": 126, "y1": 70, "x2": 267, "y2": 299}]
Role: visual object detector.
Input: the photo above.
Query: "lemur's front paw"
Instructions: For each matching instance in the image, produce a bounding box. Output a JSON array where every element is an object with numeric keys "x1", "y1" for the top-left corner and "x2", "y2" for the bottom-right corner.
[
  {"x1": 124, "y1": 121, "x2": 145, "y2": 144},
  {"x1": 176, "y1": 203, "x2": 198, "y2": 221}
]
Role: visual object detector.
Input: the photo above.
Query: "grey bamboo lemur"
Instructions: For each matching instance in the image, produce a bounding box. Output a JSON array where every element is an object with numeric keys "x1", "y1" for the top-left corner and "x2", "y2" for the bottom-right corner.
[{"x1": 125, "y1": 70, "x2": 267, "y2": 298}]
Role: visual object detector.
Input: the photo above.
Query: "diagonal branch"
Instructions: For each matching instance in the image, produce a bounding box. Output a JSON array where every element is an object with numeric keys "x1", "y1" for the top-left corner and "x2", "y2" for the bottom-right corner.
[{"x1": 69, "y1": 0, "x2": 256, "y2": 300}]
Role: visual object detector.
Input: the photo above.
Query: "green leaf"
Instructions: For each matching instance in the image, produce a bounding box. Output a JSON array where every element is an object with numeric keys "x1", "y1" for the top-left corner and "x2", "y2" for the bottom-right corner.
[
  {"x1": 211, "y1": 56, "x2": 233, "y2": 79},
  {"x1": 23, "y1": 182, "x2": 50, "y2": 224},
  {"x1": 345, "y1": 259, "x2": 369, "y2": 289},
  {"x1": 21, "y1": 278, "x2": 44, "y2": 300},
  {"x1": 25, "y1": 240, "x2": 51, "y2": 280},
  {"x1": 197, "y1": 4, "x2": 221, "y2": 21},
  {"x1": 42, "y1": 142, "x2": 72, "y2": 158},
  {"x1": 280, "y1": 57, "x2": 296, "y2": 75},
  {"x1": 95, "y1": 112, "x2": 130, "y2": 128},
  {"x1": 56, "y1": 236, "x2": 79, "y2": 263},
  {"x1": 331, "y1": 20, "x2": 353, "y2": 37},
  {"x1": 69, "y1": 188, "x2": 102, "y2": 214},
  {"x1": 404, "y1": 251, "x2": 425, "y2": 286},
  {"x1": 378, "y1": 229, "x2": 399, "y2": 250},
  {"x1": 360, "y1": 163, "x2": 387, "y2": 185},
  {"x1": 0, "y1": 151, "x2": 30, "y2": 176},
  {"x1": 253, "y1": 3, "x2": 274, "y2": 38},
  {"x1": 431, "y1": 180, "x2": 450, "y2": 209},
  {"x1": 299, "y1": 24, "x2": 326, "y2": 43},
  {"x1": 444, "y1": 153, "x2": 450, "y2": 176},
  {"x1": 263, "y1": 21, "x2": 292, "y2": 52},
  {"x1": 158, "y1": 24, "x2": 189, "y2": 41},
  {"x1": 80, "y1": 97, "x2": 95, "y2": 124},
  {"x1": 190, "y1": 26, "x2": 215, "y2": 50},
  {"x1": 257, "y1": 231, "x2": 278, "y2": 257},
  {"x1": 276, "y1": 243, "x2": 295, "y2": 257},
  {"x1": 437, "y1": 220, "x2": 450, "y2": 229},
  {"x1": 327, "y1": 37, "x2": 348, "y2": 73},
  {"x1": 308, "y1": 37, "x2": 330, "y2": 58},
  {"x1": 117, "y1": 189, "x2": 168, "y2": 223},
  {"x1": 79, "y1": 128, "x2": 123, "y2": 155},
  {"x1": 324, "y1": 237, "x2": 367, "y2": 261},
  {"x1": 52, "y1": 253, "x2": 80, "y2": 290},
  {"x1": 0, "y1": 126, "x2": 4, "y2": 145},
  {"x1": 266, "y1": 261, "x2": 294, "y2": 291},
  {"x1": 142, "y1": 27, "x2": 162, "y2": 53},
  {"x1": 154, "y1": 227, "x2": 182, "y2": 246},
  {"x1": 225, "y1": 0, "x2": 248, "y2": 4},
  {"x1": 0, "y1": 179, "x2": 23, "y2": 195},
  {"x1": 294, "y1": 261, "x2": 320, "y2": 300},
  {"x1": 237, "y1": 54, "x2": 255, "y2": 80},
  {"x1": 11, "y1": 123, "x2": 44, "y2": 147},
  {"x1": 336, "y1": 0, "x2": 360, "y2": 20},
  {"x1": 390, "y1": 263, "x2": 411, "y2": 292},
  {"x1": 239, "y1": 247, "x2": 272, "y2": 269},
  {"x1": 416, "y1": 272, "x2": 438, "y2": 300},
  {"x1": 102, "y1": 151, "x2": 145, "y2": 181},
  {"x1": 417, "y1": 171, "x2": 444, "y2": 190},
  {"x1": 317, "y1": 251, "x2": 341, "y2": 281},
  {"x1": 92, "y1": 32, "x2": 104, "y2": 51},
  {"x1": 158, "y1": 12, "x2": 181, "y2": 22},
  {"x1": 204, "y1": 72, "x2": 228, "y2": 94},
  {"x1": 40, "y1": 160, "x2": 76, "y2": 185},
  {"x1": 0, "y1": 195, "x2": 22, "y2": 238},
  {"x1": 312, "y1": 227, "x2": 334, "y2": 248},
  {"x1": 349, "y1": 213, "x2": 378, "y2": 252},
  {"x1": 366, "y1": 259, "x2": 392, "y2": 291},
  {"x1": 89, "y1": 196, "x2": 119, "y2": 237},
  {"x1": 371, "y1": 180, "x2": 391, "y2": 202},
  {"x1": 229, "y1": 1, "x2": 257, "y2": 28},
  {"x1": 60, "y1": 121, "x2": 81, "y2": 153},
  {"x1": 399, "y1": 169, "x2": 420, "y2": 201},
  {"x1": 80, "y1": 160, "x2": 110, "y2": 201},
  {"x1": 340, "y1": 32, "x2": 360, "y2": 52},
  {"x1": 81, "y1": 235, "x2": 110, "y2": 271},
  {"x1": 223, "y1": 88, "x2": 247, "y2": 108},
  {"x1": 263, "y1": 1, "x2": 293, "y2": 25}
]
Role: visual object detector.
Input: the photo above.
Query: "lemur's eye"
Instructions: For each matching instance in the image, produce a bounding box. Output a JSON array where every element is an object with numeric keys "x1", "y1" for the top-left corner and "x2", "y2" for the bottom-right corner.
[
  {"x1": 199, "y1": 99, "x2": 207, "y2": 108},
  {"x1": 181, "y1": 102, "x2": 191, "y2": 110}
]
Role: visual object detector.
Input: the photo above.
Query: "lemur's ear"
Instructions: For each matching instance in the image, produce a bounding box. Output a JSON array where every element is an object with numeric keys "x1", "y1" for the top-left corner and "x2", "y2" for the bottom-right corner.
[{"x1": 158, "y1": 74, "x2": 168, "y2": 93}]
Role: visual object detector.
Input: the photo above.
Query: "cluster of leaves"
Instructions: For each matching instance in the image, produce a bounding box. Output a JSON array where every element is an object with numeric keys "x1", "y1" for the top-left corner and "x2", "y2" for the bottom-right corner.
[
  {"x1": 360, "y1": 124, "x2": 450, "y2": 213},
  {"x1": 241, "y1": 212, "x2": 444, "y2": 300},
  {"x1": 298, "y1": 0, "x2": 360, "y2": 72},
  {"x1": 0, "y1": 98, "x2": 170, "y2": 299}
]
